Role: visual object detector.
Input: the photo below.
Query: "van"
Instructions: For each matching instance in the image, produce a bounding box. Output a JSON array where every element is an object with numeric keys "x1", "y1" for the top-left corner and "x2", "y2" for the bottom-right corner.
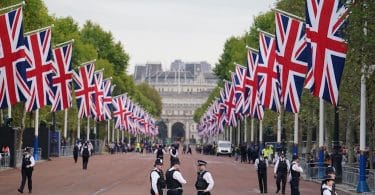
[{"x1": 216, "y1": 141, "x2": 232, "y2": 157}]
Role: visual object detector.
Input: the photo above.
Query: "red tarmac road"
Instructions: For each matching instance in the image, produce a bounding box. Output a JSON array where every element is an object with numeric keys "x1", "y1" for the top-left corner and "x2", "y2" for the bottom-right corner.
[{"x1": 0, "y1": 151, "x2": 350, "y2": 195}]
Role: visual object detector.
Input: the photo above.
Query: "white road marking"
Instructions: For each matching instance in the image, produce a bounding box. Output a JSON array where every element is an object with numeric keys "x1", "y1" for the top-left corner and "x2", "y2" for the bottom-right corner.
[{"x1": 92, "y1": 181, "x2": 121, "y2": 195}]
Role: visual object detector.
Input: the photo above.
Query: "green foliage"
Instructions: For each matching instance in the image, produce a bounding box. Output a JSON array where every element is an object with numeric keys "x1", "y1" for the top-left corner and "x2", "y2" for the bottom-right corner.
[{"x1": 137, "y1": 83, "x2": 162, "y2": 117}]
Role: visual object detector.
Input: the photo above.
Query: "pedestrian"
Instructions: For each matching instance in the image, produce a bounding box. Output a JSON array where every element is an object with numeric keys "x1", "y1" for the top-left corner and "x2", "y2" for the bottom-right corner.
[
  {"x1": 166, "y1": 158, "x2": 186, "y2": 195},
  {"x1": 73, "y1": 142, "x2": 79, "y2": 163},
  {"x1": 195, "y1": 160, "x2": 214, "y2": 195},
  {"x1": 321, "y1": 175, "x2": 337, "y2": 195},
  {"x1": 290, "y1": 155, "x2": 303, "y2": 195},
  {"x1": 321, "y1": 166, "x2": 336, "y2": 195},
  {"x1": 240, "y1": 144, "x2": 247, "y2": 163},
  {"x1": 274, "y1": 152, "x2": 290, "y2": 194},
  {"x1": 170, "y1": 146, "x2": 178, "y2": 167},
  {"x1": 255, "y1": 152, "x2": 268, "y2": 194},
  {"x1": 187, "y1": 145, "x2": 192, "y2": 155},
  {"x1": 18, "y1": 147, "x2": 35, "y2": 194},
  {"x1": 150, "y1": 158, "x2": 166, "y2": 195},
  {"x1": 81, "y1": 141, "x2": 91, "y2": 170},
  {"x1": 155, "y1": 145, "x2": 167, "y2": 160}
]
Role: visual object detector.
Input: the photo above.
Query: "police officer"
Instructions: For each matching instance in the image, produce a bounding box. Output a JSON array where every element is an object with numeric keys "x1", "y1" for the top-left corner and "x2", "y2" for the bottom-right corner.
[
  {"x1": 166, "y1": 158, "x2": 186, "y2": 195},
  {"x1": 170, "y1": 146, "x2": 178, "y2": 167},
  {"x1": 81, "y1": 141, "x2": 91, "y2": 170},
  {"x1": 73, "y1": 141, "x2": 80, "y2": 163},
  {"x1": 321, "y1": 167, "x2": 336, "y2": 195},
  {"x1": 321, "y1": 175, "x2": 337, "y2": 195},
  {"x1": 150, "y1": 158, "x2": 166, "y2": 195},
  {"x1": 155, "y1": 145, "x2": 166, "y2": 160},
  {"x1": 255, "y1": 152, "x2": 268, "y2": 194},
  {"x1": 18, "y1": 147, "x2": 35, "y2": 194},
  {"x1": 274, "y1": 152, "x2": 290, "y2": 194},
  {"x1": 290, "y1": 155, "x2": 303, "y2": 195},
  {"x1": 195, "y1": 160, "x2": 214, "y2": 195}
]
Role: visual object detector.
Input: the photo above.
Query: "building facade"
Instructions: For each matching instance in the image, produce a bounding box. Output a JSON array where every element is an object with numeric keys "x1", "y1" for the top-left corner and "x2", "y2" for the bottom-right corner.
[{"x1": 134, "y1": 60, "x2": 217, "y2": 143}]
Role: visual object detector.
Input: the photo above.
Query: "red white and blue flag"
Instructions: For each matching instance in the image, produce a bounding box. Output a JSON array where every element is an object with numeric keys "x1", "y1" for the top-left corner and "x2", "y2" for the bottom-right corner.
[
  {"x1": 304, "y1": 0, "x2": 348, "y2": 106},
  {"x1": 51, "y1": 42, "x2": 73, "y2": 112},
  {"x1": 256, "y1": 31, "x2": 281, "y2": 113},
  {"x1": 0, "y1": 7, "x2": 28, "y2": 109},
  {"x1": 275, "y1": 11, "x2": 310, "y2": 113},
  {"x1": 223, "y1": 81, "x2": 237, "y2": 127},
  {"x1": 73, "y1": 62, "x2": 95, "y2": 118},
  {"x1": 112, "y1": 94, "x2": 126, "y2": 130},
  {"x1": 246, "y1": 48, "x2": 264, "y2": 120},
  {"x1": 98, "y1": 79, "x2": 113, "y2": 121},
  {"x1": 91, "y1": 70, "x2": 104, "y2": 120},
  {"x1": 24, "y1": 27, "x2": 54, "y2": 112},
  {"x1": 232, "y1": 64, "x2": 247, "y2": 116}
]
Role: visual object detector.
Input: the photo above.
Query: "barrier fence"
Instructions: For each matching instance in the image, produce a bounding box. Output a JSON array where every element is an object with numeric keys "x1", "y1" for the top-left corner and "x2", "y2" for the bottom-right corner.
[{"x1": 0, "y1": 153, "x2": 10, "y2": 168}]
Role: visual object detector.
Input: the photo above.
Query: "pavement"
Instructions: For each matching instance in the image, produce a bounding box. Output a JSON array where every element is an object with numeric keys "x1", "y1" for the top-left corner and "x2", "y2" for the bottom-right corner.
[{"x1": 0, "y1": 151, "x2": 355, "y2": 195}]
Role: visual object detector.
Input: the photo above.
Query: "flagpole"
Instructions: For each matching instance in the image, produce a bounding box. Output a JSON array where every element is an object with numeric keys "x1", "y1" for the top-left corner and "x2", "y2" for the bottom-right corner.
[
  {"x1": 259, "y1": 120, "x2": 263, "y2": 151},
  {"x1": 229, "y1": 126, "x2": 232, "y2": 144},
  {"x1": 277, "y1": 114, "x2": 281, "y2": 143},
  {"x1": 24, "y1": 26, "x2": 52, "y2": 36},
  {"x1": 0, "y1": 1, "x2": 25, "y2": 12},
  {"x1": 237, "y1": 120, "x2": 241, "y2": 145},
  {"x1": 244, "y1": 118, "x2": 247, "y2": 143},
  {"x1": 274, "y1": 9, "x2": 305, "y2": 21},
  {"x1": 112, "y1": 120, "x2": 115, "y2": 142},
  {"x1": 93, "y1": 121, "x2": 97, "y2": 136},
  {"x1": 121, "y1": 130, "x2": 124, "y2": 143},
  {"x1": 250, "y1": 119, "x2": 254, "y2": 142},
  {"x1": 107, "y1": 120, "x2": 110, "y2": 143},
  {"x1": 318, "y1": 99, "x2": 325, "y2": 178},
  {"x1": 63, "y1": 109, "x2": 68, "y2": 139},
  {"x1": 293, "y1": 113, "x2": 299, "y2": 155},
  {"x1": 87, "y1": 118, "x2": 90, "y2": 141},
  {"x1": 8, "y1": 106, "x2": 11, "y2": 119},
  {"x1": 77, "y1": 117, "x2": 80, "y2": 139},
  {"x1": 33, "y1": 109, "x2": 39, "y2": 160},
  {"x1": 116, "y1": 129, "x2": 119, "y2": 143}
]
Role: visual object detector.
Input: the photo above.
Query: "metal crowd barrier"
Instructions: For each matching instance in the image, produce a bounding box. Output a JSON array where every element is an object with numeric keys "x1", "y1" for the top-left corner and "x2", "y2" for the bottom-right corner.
[
  {"x1": 341, "y1": 165, "x2": 375, "y2": 192},
  {"x1": 0, "y1": 153, "x2": 10, "y2": 168},
  {"x1": 60, "y1": 146, "x2": 73, "y2": 157}
]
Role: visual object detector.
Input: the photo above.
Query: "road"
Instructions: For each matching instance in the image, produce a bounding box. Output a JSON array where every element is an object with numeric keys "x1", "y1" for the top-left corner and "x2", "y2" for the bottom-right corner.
[{"x1": 0, "y1": 151, "x2": 350, "y2": 195}]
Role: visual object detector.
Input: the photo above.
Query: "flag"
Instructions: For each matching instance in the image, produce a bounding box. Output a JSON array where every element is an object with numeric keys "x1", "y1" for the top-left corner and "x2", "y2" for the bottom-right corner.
[
  {"x1": 98, "y1": 79, "x2": 113, "y2": 121},
  {"x1": 51, "y1": 42, "x2": 73, "y2": 111},
  {"x1": 305, "y1": 0, "x2": 349, "y2": 105},
  {"x1": 223, "y1": 81, "x2": 237, "y2": 127},
  {"x1": 275, "y1": 11, "x2": 310, "y2": 113},
  {"x1": 0, "y1": 7, "x2": 28, "y2": 109},
  {"x1": 256, "y1": 31, "x2": 281, "y2": 113},
  {"x1": 91, "y1": 70, "x2": 104, "y2": 120},
  {"x1": 112, "y1": 95, "x2": 126, "y2": 130},
  {"x1": 246, "y1": 48, "x2": 264, "y2": 120},
  {"x1": 73, "y1": 62, "x2": 95, "y2": 118},
  {"x1": 24, "y1": 27, "x2": 54, "y2": 112},
  {"x1": 232, "y1": 64, "x2": 247, "y2": 115}
]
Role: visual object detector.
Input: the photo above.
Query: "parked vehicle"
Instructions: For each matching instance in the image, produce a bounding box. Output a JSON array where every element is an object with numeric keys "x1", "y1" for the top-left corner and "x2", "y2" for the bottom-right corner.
[{"x1": 216, "y1": 141, "x2": 232, "y2": 157}]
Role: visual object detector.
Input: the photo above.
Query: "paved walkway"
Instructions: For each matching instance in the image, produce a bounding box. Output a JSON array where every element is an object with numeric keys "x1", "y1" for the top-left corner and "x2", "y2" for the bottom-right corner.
[{"x1": 0, "y1": 152, "x2": 352, "y2": 195}]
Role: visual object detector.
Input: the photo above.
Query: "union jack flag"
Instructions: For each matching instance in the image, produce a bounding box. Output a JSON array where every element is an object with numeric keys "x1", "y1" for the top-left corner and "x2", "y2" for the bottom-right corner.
[
  {"x1": 51, "y1": 42, "x2": 73, "y2": 111},
  {"x1": 223, "y1": 81, "x2": 237, "y2": 127},
  {"x1": 275, "y1": 11, "x2": 310, "y2": 113},
  {"x1": 91, "y1": 70, "x2": 104, "y2": 120},
  {"x1": 304, "y1": 0, "x2": 348, "y2": 106},
  {"x1": 98, "y1": 79, "x2": 113, "y2": 121},
  {"x1": 24, "y1": 27, "x2": 54, "y2": 112},
  {"x1": 112, "y1": 94, "x2": 126, "y2": 130},
  {"x1": 232, "y1": 64, "x2": 247, "y2": 115},
  {"x1": 73, "y1": 62, "x2": 95, "y2": 118},
  {"x1": 0, "y1": 7, "x2": 28, "y2": 109},
  {"x1": 256, "y1": 31, "x2": 281, "y2": 113},
  {"x1": 246, "y1": 48, "x2": 264, "y2": 120}
]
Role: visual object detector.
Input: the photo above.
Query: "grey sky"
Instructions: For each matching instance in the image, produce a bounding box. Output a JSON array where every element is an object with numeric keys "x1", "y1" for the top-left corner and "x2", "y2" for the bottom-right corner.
[{"x1": 43, "y1": 0, "x2": 276, "y2": 73}]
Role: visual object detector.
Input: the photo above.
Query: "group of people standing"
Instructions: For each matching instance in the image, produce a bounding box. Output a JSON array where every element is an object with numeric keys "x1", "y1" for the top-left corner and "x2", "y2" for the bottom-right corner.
[{"x1": 150, "y1": 144, "x2": 214, "y2": 195}]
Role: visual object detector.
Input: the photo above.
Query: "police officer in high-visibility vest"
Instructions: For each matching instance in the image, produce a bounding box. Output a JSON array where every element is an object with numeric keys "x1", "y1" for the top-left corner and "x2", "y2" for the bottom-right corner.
[
  {"x1": 255, "y1": 152, "x2": 268, "y2": 193},
  {"x1": 195, "y1": 160, "x2": 214, "y2": 195},
  {"x1": 274, "y1": 152, "x2": 290, "y2": 194},
  {"x1": 150, "y1": 158, "x2": 166, "y2": 195},
  {"x1": 18, "y1": 147, "x2": 35, "y2": 194},
  {"x1": 290, "y1": 155, "x2": 303, "y2": 195},
  {"x1": 166, "y1": 158, "x2": 186, "y2": 195}
]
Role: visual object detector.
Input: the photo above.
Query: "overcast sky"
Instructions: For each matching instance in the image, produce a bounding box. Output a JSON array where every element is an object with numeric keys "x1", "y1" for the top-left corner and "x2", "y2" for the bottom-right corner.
[{"x1": 44, "y1": 0, "x2": 276, "y2": 73}]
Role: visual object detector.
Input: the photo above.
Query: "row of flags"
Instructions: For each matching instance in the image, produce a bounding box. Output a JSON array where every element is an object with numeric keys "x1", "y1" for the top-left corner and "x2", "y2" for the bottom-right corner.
[
  {"x1": 0, "y1": 5, "x2": 158, "y2": 136},
  {"x1": 198, "y1": 0, "x2": 349, "y2": 137}
]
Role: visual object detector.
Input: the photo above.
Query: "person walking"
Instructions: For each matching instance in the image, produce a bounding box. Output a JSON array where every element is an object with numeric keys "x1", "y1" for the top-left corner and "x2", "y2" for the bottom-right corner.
[
  {"x1": 274, "y1": 152, "x2": 290, "y2": 194},
  {"x1": 290, "y1": 155, "x2": 303, "y2": 195},
  {"x1": 81, "y1": 141, "x2": 91, "y2": 170},
  {"x1": 321, "y1": 175, "x2": 337, "y2": 195},
  {"x1": 187, "y1": 144, "x2": 192, "y2": 155},
  {"x1": 166, "y1": 158, "x2": 186, "y2": 195},
  {"x1": 155, "y1": 145, "x2": 167, "y2": 160},
  {"x1": 169, "y1": 146, "x2": 178, "y2": 167},
  {"x1": 150, "y1": 158, "x2": 166, "y2": 195},
  {"x1": 18, "y1": 147, "x2": 35, "y2": 194},
  {"x1": 195, "y1": 160, "x2": 214, "y2": 195},
  {"x1": 255, "y1": 152, "x2": 268, "y2": 194},
  {"x1": 73, "y1": 141, "x2": 79, "y2": 163}
]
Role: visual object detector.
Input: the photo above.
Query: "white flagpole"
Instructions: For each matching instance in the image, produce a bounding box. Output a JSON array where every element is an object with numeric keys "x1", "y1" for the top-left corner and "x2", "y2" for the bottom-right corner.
[
  {"x1": 244, "y1": 118, "x2": 247, "y2": 143},
  {"x1": 121, "y1": 130, "x2": 124, "y2": 143},
  {"x1": 229, "y1": 126, "x2": 232, "y2": 144},
  {"x1": 116, "y1": 129, "x2": 119, "y2": 143},
  {"x1": 250, "y1": 119, "x2": 254, "y2": 142},
  {"x1": 77, "y1": 117, "x2": 81, "y2": 139},
  {"x1": 8, "y1": 106, "x2": 11, "y2": 119},
  {"x1": 107, "y1": 120, "x2": 110, "y2": 143},
  {"x1": 319, "y1": 99, "x2": 324, "y2": 148},
  {"x1": 87, "y1": 118, "x2": 90, "y2": 141},
  {"x1": 93, "y1": 121, "x2": 97, "y2": 135},
  {"x1": 237, "y1": 120, "x2": 241, "y2": 145},
  {"x1": 259, "y1": 120, "x2": 263, "y2": 143},
  {"x1": 294, "y1": 113, "x2": 299, "y2": 154},
  {"x1": 63, "y1": 109, "x2": 68, "y2": 138},
  {"x1": 34, "y1": 109, "x2": 39, "y2": 160},
  {"x1": 277, "y1": 114, "x2": 281, "y2": 143},
  {"x1": 112, "y1": 120, "x2": 115, "y2": 142}
]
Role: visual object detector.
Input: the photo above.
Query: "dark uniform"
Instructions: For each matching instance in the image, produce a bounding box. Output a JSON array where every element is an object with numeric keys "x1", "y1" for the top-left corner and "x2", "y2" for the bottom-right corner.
[
  {"x1": 73, "y1": 143, "x2": 79, "y2": 163},
  {"x1": 156, "y1": 148, "x2": 165, "y2": 160},
  {"x1": 166, "y1": 169, "x2": 183, "y2": 195},
  {"x1": 274, "y1": 156, "x2": 289, "y2": 194},
  {"x1": 195, "y1": 171, "x2": 210, "y2": 195},
  {"x1": 18, "y1": 148, "x2": 35, "y2": 194},
  {"x1": 290, "y1": 155, "x2": 302, "y2": 195},
  {"x1": 81, "y1": 143, "x2": 90, "y2": 170},
  {"x1": 150, "y1": 158, "x2": 166, "y2": 195},
  {"x1": 195, "y1": 160, "x2": 214, "y2": 195},
  {"x1": 256, "y1": 156, "x2": 268, "y2": 193}
]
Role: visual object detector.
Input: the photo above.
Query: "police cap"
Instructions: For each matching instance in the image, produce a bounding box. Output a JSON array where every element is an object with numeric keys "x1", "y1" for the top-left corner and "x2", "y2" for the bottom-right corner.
[{"x1": 197, "y1": 160, "x2": 207, "y2": 166}]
